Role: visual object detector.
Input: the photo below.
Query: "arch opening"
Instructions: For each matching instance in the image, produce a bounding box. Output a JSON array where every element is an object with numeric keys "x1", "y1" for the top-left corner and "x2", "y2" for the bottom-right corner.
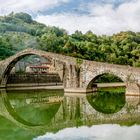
[
  {"x1": 1, "y1": 53, "x2": 65, "y2": 89},
  {"x1": 87, "y1": 72, "x2": 126, "y2": 92}
]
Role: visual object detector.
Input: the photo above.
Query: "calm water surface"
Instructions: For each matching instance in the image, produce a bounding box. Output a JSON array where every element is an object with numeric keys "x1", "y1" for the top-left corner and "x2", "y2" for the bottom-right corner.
[{"x1": 0, "y1": 88, "x2": 140, "y2": 140}]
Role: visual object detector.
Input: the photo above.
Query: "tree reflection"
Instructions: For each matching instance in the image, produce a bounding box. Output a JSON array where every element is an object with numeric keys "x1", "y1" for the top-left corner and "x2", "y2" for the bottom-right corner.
[
  {"x1": 7, "y1": 89, "x2": 64, "y2": 125},
  {"x1": 87, "y1": 89, "x2": 125, "y2": 114}
]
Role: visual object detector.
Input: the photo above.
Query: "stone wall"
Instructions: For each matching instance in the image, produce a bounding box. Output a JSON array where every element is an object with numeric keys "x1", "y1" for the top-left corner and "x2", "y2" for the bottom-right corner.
[{"x1": 7, "y1": 73, "x2": 61, "y2": 84}]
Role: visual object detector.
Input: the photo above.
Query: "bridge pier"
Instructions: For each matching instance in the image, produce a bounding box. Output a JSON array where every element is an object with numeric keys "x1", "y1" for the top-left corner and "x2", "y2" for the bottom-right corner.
[
  {"x1": 126, "y1": 83, "x2": 140, "y2": 96},
  {"x1": 125, "y1": 95, "x2": 140, "y2": 107}
]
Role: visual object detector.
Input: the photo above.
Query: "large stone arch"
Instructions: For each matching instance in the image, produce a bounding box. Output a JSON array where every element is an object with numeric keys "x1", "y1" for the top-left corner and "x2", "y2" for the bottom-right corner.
[{"x1": 0, "y1": 48, "x2": 69, "y2": 87}]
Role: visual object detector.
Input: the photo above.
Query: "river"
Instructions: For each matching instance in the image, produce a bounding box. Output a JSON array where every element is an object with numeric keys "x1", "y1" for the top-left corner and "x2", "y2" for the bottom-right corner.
[{"x1": 0, "y1": 88, "x2": 140, "y2": 140}]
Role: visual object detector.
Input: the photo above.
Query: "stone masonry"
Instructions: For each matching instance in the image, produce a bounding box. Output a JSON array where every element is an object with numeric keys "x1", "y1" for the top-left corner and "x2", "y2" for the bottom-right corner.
[{"x1": 0, "y1": 48, "x2": 140, "y2": 95}]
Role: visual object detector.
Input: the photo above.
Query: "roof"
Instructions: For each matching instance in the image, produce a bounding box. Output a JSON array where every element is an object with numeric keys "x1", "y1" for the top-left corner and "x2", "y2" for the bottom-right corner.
[{"x1": 29, "y1": 66, "x2": 49, "y2": 68}]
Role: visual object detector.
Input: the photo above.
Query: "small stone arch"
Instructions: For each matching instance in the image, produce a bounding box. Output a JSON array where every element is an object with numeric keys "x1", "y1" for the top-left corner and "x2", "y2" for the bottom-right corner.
[{"x1": 86, "y1": 71, "x2": 126, "y2": 90}]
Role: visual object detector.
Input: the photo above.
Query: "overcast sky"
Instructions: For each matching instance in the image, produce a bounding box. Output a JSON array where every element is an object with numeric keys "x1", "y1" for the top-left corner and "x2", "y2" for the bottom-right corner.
[{"x1": 0, "y1": 0, "x2": 140, "y2": 35}]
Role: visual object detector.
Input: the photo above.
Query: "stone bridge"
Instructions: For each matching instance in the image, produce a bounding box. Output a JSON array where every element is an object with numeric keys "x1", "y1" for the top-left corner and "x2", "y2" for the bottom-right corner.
[{"x1": 0, "y1": 48, "x2": 140, "y2": 95}]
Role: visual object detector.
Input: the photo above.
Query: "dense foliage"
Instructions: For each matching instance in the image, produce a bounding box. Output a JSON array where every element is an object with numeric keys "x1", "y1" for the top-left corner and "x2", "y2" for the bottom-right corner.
[
  {"x1": 1, "y1": 12, "x2": 140, "y2": 67},
  {"x1": 94, "y1": 73, "x2": 123, "y2": 83}
]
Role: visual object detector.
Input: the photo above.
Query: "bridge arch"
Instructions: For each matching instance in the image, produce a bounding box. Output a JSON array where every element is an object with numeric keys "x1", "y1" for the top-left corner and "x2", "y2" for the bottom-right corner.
[
  {"x1": 0, "y1": 49, "x2": 68, "y2": 87},
  {"x1": 86, "y1": 70, "x2": 126, "y2": 90},
  {"x1": 79, "y1": 60, "x2": 140, "y2": 95}
]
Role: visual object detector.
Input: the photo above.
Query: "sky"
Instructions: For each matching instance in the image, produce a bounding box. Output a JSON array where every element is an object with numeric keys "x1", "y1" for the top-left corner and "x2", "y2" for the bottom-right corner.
[
  {"x1": 0, "y1": 0, "x2": 140, "y2": 35},
  {"x1": 33, "y1": 124, "x2": 140, "y2": 140}
]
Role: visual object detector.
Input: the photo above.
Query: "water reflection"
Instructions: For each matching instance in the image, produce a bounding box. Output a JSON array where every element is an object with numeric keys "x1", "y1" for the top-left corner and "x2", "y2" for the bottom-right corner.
[
  {"x1": 34, "y1": 124, "x2": 140, "y2": 140},
  {"x1": 7, "y1": 90, "x2": 64, "y2": 125},
  {"x1": 0, "y1": 89, "x2": 139, "y2": 139},
  {"x1": 87, "y1": 89, "x2": 125, "y2": 114}
]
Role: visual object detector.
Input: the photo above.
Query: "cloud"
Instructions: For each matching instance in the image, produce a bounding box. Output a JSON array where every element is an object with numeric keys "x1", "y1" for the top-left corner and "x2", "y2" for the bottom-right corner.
[
  {"x1": 0, "y1": 0, "x2": 139, "y2": 35},
  {"x1": 35, "y1": 0, "x2": 140, "y2": 35},
  {"x1": 0, "y1": 0, "x2": 69, "y2": 15},
  {"x1": 33, "y1": 124, "x2": 140, "y2": 140}
]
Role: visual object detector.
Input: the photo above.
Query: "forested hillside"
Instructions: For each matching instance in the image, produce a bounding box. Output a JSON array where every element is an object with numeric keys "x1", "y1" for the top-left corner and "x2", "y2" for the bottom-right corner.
[{"x1": 0, "y1": 12, "x2": 140, "y2": 67}]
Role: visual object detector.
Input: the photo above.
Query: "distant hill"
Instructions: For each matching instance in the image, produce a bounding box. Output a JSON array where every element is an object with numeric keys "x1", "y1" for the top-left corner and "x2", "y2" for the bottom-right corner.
[
  {"x1": 0, "y1": 12, "x2": 66, "y2": 36},
  {"x1": 0, "y1": 12, "x2": 67, "y2": 60}
]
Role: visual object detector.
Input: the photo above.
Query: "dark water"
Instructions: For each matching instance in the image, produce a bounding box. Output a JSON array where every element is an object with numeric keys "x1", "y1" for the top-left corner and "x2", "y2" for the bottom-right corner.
[{"x1": 0, "y1": 88, "x2": 140, "y2": 140}]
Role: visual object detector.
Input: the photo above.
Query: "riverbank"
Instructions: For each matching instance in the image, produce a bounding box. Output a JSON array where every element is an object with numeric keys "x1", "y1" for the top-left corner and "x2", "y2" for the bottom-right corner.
[
  {"x1": 96, "y1": 82, "x2": 125, "y2": 88},
  {"x1": 0, "y1": 82, "x2": 125, "y2": 92},
  {"x1": 6, "y1": 86, "x2": 64, "y2": 90},
  {"x1": 0, "y1": 83, "x2": 63, "y2": 90}
]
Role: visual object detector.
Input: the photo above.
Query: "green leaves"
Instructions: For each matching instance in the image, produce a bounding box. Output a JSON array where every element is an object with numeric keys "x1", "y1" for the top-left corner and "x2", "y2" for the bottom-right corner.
[{"x1": 0, "y1": 36, "x2": 14, "y2": 60}]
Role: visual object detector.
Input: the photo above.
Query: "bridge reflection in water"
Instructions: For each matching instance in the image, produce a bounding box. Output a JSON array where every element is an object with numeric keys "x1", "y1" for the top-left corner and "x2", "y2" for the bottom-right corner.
[{"x1": 0, "y1": 89, "x2": 140, "y2": 139}]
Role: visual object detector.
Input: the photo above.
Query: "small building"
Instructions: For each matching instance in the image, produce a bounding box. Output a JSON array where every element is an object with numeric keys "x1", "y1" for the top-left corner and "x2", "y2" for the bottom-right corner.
[
  {"x1": 26, "y1": 65, "x2": 49, "y2": 73},
  {"x1": 25, "y1": 62, "x2": 57, "y2": 74}
]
